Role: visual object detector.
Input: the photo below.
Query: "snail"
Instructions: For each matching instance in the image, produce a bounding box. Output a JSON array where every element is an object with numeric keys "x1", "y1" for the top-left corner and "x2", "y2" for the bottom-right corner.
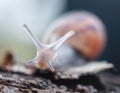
[{"x1": 23, "y1": 11, "x2": 106, "y2": 72}]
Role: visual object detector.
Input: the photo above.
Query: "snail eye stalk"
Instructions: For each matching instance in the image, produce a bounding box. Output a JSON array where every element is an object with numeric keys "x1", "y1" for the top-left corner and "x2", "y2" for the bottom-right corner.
[
  {"x1": 48, "y1": 30, "x2": 75, "y2": 51},
  {"x1": 23, "y1": 24, "x2": 43, "y2": 50}
]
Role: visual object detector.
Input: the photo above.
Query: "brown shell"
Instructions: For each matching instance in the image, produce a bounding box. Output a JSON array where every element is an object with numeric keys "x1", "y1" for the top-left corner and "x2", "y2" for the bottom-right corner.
[{"x1": 44, "y1": 11, "x2": 106, "y2": 60}]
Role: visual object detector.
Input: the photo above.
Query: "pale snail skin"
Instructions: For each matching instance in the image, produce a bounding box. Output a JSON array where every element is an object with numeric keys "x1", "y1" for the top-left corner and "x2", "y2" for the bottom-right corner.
[{"x1": 23, "y1": 24, "x2": 75, "y2": 71}]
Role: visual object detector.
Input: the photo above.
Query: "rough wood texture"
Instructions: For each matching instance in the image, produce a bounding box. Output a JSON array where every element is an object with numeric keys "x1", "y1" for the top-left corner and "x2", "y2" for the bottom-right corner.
[
  {"x1": 0, "y1": 71, "x2": 97, "y2": 93},
  {"x1": 0, "y1": 67, "x2": 119, "y2": 93}
]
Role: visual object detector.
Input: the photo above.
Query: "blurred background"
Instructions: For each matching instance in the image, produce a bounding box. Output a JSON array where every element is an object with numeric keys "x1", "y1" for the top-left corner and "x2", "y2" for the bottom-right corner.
[{"x1": 0, "y1": 0, "x2": 120, "y2": 72}]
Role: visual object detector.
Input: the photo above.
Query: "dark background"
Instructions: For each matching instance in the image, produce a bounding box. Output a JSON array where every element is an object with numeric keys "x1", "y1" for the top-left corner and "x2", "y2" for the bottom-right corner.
[{"x1": 66, "y1": 0, "x2": 120, "y2": 72}]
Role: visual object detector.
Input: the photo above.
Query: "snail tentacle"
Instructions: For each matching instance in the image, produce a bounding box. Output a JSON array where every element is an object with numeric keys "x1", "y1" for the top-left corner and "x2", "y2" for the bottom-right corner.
[
  {"x1": 47, "y1": 61, "x2": 55, "y2": 72},
  {"x1": 23, "y1": 24, "x2": 43, "y2": 50},
  {"x1": 26, "y1": 57, "x2": 38, "y2": 64},
  {"x1": 49, "y1": 30, "x2": 75, "y2": 51}
]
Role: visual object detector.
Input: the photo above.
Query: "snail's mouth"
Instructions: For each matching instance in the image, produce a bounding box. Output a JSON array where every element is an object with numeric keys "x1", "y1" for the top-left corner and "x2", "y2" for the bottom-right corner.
[{"x1": 37, "y1": 59, "x2": 55, "y2": 72}]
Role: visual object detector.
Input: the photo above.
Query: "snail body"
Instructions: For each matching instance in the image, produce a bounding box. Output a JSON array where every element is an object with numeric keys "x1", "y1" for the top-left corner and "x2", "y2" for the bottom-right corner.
[{"x1": 23, "y1": 11, "x2": 106, "y2": 72}]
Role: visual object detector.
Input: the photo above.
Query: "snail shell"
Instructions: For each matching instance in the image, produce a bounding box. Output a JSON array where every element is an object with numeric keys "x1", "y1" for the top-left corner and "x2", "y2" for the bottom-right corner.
[{"x1": 44, "y1": 11, "x2": 106, "y2": 60}]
